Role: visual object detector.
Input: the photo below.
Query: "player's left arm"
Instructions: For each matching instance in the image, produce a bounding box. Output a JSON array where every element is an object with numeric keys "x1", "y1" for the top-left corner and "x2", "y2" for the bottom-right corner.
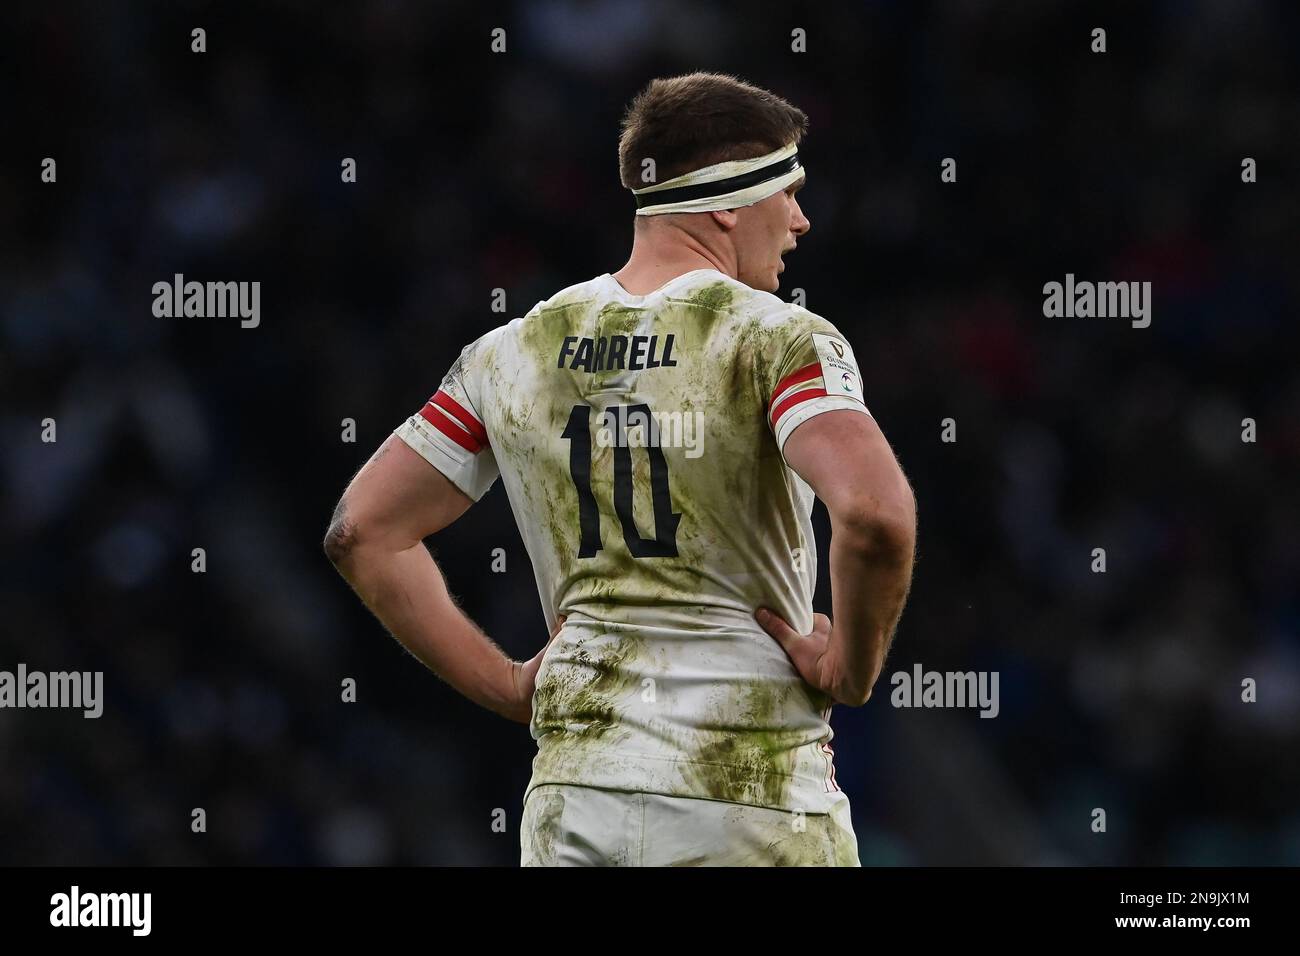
[
  {"x1": 754, "y1": 310, "x2": 916, "y2": 706},
  {"x1": 323, "y1": 435, "x2": 556, "y2": 725}
]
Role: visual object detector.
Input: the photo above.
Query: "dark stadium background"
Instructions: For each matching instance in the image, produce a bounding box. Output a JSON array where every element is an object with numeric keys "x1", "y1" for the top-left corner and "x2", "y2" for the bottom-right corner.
[{"x1": 2, "y1": 1, "x2": 1297, "y2": 866}]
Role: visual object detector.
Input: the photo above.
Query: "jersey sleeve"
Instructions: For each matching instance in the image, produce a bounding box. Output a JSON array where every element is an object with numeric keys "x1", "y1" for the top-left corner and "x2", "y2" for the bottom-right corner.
[
  {"x1": 762, "y1": 309, "x2": 872, "y2": 458},
  {"x1": 394, "y1": 334, "x2": 501, "y2": 501}
]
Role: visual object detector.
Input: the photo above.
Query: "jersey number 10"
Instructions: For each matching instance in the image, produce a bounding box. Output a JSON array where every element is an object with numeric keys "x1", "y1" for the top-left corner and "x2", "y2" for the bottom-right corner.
[{"x1": 562, "y1": 403, "x2": 681, "y2": 558}]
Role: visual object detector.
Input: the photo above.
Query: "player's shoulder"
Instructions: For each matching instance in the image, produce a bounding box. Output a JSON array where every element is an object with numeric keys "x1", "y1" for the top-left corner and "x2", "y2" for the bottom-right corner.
[
  {"x1": 490, "y1": 274, "x2": 609, "y2": 346},
  {"x1": 740, "y1": 287, "x2": 844, "y2": 343},
  {"x1": 529, "y1": 275, "x2": 610, "y2": 316},
  {"x1": 656, "y1": 270, "x2": 816, "y2": 326},
  {"x1": 658, "y1": 269, "x2": 749, "y2": 312},
  {"x1": 457, "y1": 320, "x2": 510, "y2": 358}
]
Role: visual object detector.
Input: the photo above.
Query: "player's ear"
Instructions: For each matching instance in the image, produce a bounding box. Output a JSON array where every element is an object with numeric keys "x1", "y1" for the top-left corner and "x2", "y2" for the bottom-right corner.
[{"x1": 710, "y1": 208, "x2": 739, "y2": 231}]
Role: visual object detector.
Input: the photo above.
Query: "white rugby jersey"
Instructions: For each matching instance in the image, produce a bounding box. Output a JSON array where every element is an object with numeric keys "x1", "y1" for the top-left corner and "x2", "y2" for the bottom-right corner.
[{"x1": 395, "y1": 269, "x2": 872, "y2": 813}]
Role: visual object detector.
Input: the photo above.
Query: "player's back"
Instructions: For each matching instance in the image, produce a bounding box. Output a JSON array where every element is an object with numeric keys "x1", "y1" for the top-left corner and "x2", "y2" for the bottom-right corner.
[{"x1": 398, "y1": 268, "x2": 871, "y2": 812}]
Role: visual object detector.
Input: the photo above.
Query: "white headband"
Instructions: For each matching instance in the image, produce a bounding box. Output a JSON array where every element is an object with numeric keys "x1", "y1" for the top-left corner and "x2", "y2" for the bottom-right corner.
[{"x1": 631, "y1": 142, "x2": 804, "y2": 216}]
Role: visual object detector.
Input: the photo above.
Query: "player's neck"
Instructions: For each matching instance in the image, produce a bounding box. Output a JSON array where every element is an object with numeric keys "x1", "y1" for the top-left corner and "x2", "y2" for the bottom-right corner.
[{"x1": 612, "y1": 228, "x2": 735, "y2": 296}]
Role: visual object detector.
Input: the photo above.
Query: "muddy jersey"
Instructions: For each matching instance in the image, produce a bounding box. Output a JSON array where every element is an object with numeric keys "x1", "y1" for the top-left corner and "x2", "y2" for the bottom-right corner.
[{"x1": 395, "y1": 268, "x2": 872, "y2": 813}]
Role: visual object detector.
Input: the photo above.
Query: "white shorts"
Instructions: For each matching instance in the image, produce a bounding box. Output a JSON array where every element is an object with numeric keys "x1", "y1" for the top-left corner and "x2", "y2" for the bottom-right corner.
[{"x1": 520, "y1": 784, "x2": 860, "y2": 867}]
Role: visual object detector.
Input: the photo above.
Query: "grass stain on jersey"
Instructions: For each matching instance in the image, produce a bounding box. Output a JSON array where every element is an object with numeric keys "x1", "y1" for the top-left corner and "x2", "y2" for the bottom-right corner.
[
  {"x1": 521, "y1": 302, "x2": 586, "y2": 377},
  {"x1": 533, "y1": 631, "x2": 641, "y2": 741},
  {"x1": 597, "y1": 301, "x2": 644, "y2": 335},
  {"x1": 680, "y1": 681, "x2": 801, "y2": 808},
  {"x1": 682, "y1": 280, "x2": 735, "y2": 319}
]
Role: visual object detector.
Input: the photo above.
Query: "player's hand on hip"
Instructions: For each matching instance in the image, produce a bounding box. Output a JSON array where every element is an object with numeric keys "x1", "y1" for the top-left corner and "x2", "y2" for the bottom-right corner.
[
  {"x1": 755, "y1": 608, "x2": 853, "y2": 706},
  {"x1": 508, "y1": 614, "x2": 566, "y2": 724}
]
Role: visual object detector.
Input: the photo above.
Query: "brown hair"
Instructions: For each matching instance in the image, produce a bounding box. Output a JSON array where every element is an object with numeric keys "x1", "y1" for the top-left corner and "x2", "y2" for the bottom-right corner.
[{"x1": 617, "y1": 72, "x2": 808, "y2": 190}]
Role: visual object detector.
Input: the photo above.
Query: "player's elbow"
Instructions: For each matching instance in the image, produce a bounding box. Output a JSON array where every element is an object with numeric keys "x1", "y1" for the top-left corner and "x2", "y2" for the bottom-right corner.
[
  {"x1": 835, "y1": 488, "x2": 916, "y2": 560},
  {"x1": 323, "y1": 520, "x2": 354, "y2": 569},
  {"x1": 324, "y1": 499, "x2": 362, "y2": 570},
  {"x1": 844, "y1": 687, "x2": 873, "y2": 708},
  {"x1": 324, "y1": 496, "x2": 413, "y2": 573},
  {"x1": 836, "y1": 672, "x2": 881, "y2": 708}
]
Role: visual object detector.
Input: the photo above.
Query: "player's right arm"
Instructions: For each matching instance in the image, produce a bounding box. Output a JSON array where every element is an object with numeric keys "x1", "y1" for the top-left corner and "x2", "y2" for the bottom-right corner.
[
  {"x1": 761, "y1": 409, "x2": 916, "y2": 706},
  {"x1": 325, "y1": 335, "x2": 560, "y2": 724}
]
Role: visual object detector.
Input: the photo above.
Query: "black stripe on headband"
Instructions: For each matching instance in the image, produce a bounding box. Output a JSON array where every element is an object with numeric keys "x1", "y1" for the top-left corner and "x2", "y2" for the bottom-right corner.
[{"x1": 634, "y1": 152, "x2": 801, "y2": 209}]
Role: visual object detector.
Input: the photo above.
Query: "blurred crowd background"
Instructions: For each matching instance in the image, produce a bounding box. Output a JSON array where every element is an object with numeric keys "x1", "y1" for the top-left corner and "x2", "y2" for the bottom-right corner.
[{"x1": 2, "y1": 0, "x2": 1297, "y2": 865}]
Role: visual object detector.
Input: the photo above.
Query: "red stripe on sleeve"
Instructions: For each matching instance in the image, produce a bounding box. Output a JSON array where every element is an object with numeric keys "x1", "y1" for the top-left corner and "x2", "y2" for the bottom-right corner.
[
  {"x1": 767, "y1": 363, "x2": 822, "y2": 414},
  {"x1": 431, "y1": 390, "x2": 489, "y2": 446},
  {"x1": 769, "y1": 386, "x2": 827, "y2": 426},
  {"x1": 419, "y1": 403, "x2": 483, "y2": 453}
]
